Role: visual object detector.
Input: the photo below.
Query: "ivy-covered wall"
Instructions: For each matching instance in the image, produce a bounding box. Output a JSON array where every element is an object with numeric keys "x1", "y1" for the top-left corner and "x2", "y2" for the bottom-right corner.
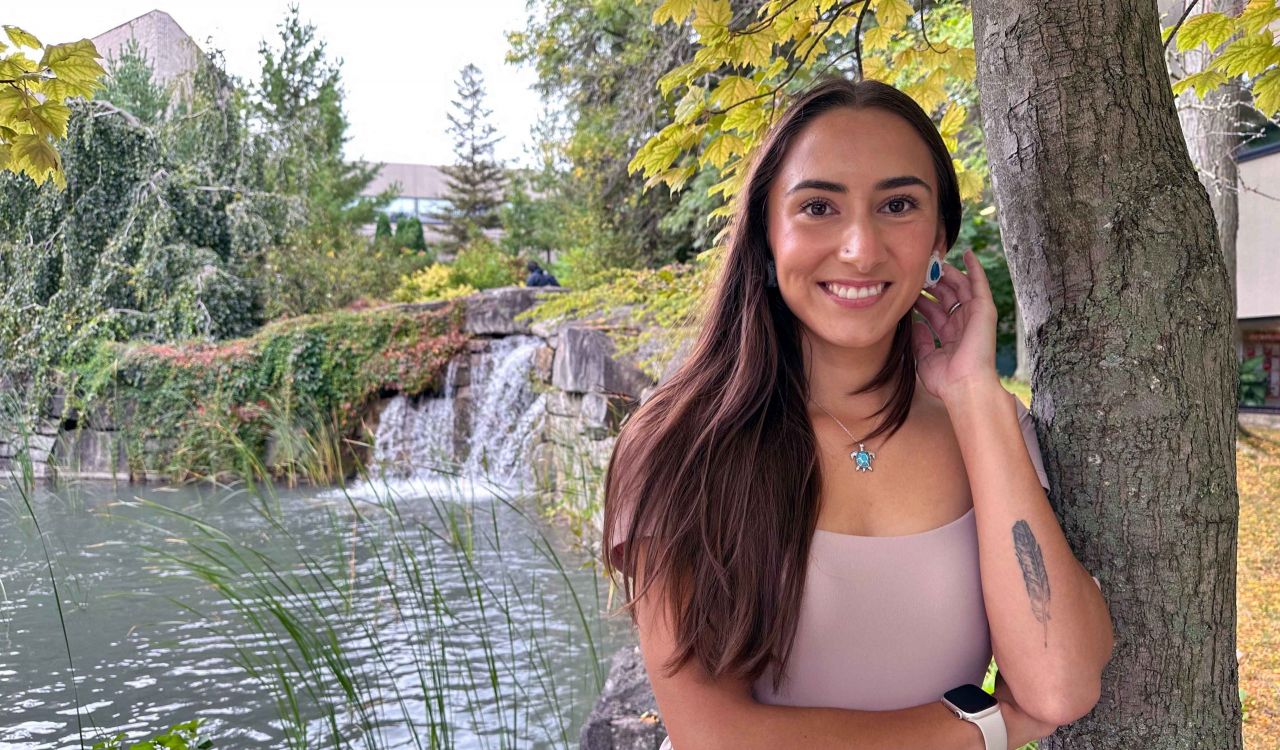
[{"x1": 8, "y1": 301, "x2": 469, "y2": 484}]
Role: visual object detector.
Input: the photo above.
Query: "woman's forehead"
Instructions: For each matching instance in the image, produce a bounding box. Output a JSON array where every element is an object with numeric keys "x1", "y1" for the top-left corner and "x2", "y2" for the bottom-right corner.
[{"x1": 777, "y1": 107, "x2": 937, "y2": 189}]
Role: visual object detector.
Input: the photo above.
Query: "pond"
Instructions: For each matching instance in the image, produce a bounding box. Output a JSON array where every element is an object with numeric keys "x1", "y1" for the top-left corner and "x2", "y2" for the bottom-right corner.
[{"x1": 0, "y1": 471, "x2": 631, "y2": 749}]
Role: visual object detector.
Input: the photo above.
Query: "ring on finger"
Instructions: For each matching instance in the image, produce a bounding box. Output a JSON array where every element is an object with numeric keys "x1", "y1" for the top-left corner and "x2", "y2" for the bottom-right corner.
[{"x1": 946, "y1": 300, "x2": 963, "y2": 317}]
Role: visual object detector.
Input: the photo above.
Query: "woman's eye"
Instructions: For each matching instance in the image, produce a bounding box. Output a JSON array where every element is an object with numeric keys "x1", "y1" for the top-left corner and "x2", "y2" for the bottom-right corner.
[
  {"x1": 801, "y1": 199, "x2": 833, "y2": 217},
  {"x1": 883, "y1": 196, "x2": 917, "y2": 214}
]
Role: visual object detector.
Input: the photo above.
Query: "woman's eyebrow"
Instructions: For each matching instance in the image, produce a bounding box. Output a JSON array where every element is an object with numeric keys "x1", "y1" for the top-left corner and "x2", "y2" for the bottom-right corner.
[{"x1": 785, "y1": 175, "x2": 933, "y2": 194}]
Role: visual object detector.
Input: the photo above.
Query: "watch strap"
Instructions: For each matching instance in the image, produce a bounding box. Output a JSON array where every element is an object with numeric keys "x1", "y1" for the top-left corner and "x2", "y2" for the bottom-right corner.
[{"x1": 970, "y1": 706, "x2": 1007, "y2": 750}]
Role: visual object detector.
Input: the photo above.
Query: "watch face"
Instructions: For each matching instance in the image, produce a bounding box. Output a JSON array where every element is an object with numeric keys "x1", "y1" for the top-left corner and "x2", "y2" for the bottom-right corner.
[{"x1": 944, "y1": 684, "x2": 998, "y2": 714}]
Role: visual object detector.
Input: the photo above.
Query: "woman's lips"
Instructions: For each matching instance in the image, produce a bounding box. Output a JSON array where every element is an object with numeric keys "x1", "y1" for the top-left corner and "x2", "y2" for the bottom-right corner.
[{"x1": 819, "y1": 281, "x2": 890, "y2": 308}]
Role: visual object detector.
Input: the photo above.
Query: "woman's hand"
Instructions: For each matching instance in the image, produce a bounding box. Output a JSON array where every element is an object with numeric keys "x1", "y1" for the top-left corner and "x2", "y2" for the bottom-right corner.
[
  {"x1": 910, "y1": 249, "x2": 1001, "y2": 403},
  {"x1": 992, "y1": 672, "x2": 1061, "y2": 749}
]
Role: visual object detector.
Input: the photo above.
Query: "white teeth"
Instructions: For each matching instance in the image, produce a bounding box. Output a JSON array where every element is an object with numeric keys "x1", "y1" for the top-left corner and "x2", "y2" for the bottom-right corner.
[{"x1": 825, "y1": 282, "x2": 885, "y2": 300}]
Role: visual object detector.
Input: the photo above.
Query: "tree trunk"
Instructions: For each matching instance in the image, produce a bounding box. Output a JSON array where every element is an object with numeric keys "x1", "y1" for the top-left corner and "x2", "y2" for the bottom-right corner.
[
  {"x1": 1167, "y1": 0, "x2": 1245, "y2": 358},
  {"x1": 971, "y1": 1, "x2": 1242, "y2": 747}
]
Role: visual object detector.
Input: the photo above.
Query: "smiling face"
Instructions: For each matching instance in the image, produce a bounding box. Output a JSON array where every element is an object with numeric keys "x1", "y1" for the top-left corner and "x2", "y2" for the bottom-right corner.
[{"x1": 766, "y1": 106, "x2": 947, "y2": 353}]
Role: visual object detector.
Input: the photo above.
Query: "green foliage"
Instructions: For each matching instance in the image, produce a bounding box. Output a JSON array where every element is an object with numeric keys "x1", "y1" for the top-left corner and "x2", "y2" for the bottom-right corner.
[
  {"x1": 498, "y1": 169, "x2": 556, "y2": 259},
  {"x1": 259, "y1": 228, "x2": 434, "y2": 318},
  {"x1": 431, "y1": 64, "x2": 506, "y2": 253},
  {"x1": 0, "y1": 91, "x2": 270, "y2": 405},
  {"x1": 251, "y1": 6, "x2": 386, "y2": 230},
  {"x1": 1240, "y1": 354, "x2": 1268, "y2": 407},
  {"x1": 99, "y1": 38, "x2": 169, "y2": 125},
  {"x1": 507, "y1": 0, "x2": 704, "y2": 268},
  {"x1": 66, "y1": 302, "x2": 468, "y2": 483},
  {"x1": 518, "y1": 254, "x2": 716, "y2": 379},
  {"x1": 0, "y1": 26, "x2": 106, "y2": 187},
  {"x1": 391, "y1": 263, "x2": 476, "y2": 303},
  {"x1": 393, "y1": 215, "x2": 427, "y2": 252},
  {"x1": 374, "y1": 212, "x2": 392, "y2": 241},
  {"x1": 449, "y1": 236, "x2": 525, "y2": 290},
  {"x1": 1166, "y1": 0, "x2": 1280, "y2": 117},
  {"x1": 91, "y1": 719, "x2": 212, "y2": 750}
]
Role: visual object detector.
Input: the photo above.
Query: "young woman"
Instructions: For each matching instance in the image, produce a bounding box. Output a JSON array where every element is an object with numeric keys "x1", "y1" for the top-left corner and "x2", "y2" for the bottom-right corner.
[{"x1": 601, "y1": 77, "x2": 1114, "y2": 749}]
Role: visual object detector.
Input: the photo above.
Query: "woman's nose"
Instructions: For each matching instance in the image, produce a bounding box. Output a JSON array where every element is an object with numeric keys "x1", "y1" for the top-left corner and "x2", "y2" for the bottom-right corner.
[{"x1": 837, "y1": 216, "x2": 886, "y2": 271}]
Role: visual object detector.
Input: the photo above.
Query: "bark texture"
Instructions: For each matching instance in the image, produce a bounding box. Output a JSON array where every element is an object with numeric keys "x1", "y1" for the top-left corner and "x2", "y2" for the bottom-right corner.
[
  {"x1": 971, "y1": 1, "x2": 1242, "y2": 747},
  {"x1": 1168, "y1": 0, "x2": 1245, "y2": 349}
]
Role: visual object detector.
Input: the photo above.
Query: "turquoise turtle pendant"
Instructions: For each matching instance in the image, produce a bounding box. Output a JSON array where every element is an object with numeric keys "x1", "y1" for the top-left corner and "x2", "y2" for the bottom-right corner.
[{"x1": 851, "y1": 443, "x2": 876, "y2": 472}]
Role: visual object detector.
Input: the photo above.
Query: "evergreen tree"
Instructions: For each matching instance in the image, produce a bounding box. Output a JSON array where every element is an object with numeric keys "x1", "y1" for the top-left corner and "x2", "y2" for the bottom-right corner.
[
  {"x1": 100, "y1": 38, "x2": 170, "y2": 126},
  {"x1": 432, "y1": 63, "x2": 507, "y2": 253},
  {"x1": 374, "y1": 212, "x2": 393, "y2": 242},
  {"x1": 393, "y1": 217, "x2": 426, "y2": 252},
  {"x1": 252, "y1": 5, "x2": 384, "y2": 229}
]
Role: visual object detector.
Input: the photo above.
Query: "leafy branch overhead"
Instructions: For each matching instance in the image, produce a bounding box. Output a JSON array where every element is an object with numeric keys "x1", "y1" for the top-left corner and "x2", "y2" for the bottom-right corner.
[
  {"x1": 628, "y1": 0, "x2": 983, "y2": 230},
  {"x1": 1164, "y1": 0, "x2": 1280, "y2": 113},
  {"x1": 0, "y1": 25, "x2": 106, "y2": 187}
]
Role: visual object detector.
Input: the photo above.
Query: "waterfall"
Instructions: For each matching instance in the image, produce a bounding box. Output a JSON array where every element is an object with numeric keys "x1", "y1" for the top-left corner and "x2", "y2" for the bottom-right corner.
[{"x1": 350, "y1": 335, "x2": 546, "y2": 500}]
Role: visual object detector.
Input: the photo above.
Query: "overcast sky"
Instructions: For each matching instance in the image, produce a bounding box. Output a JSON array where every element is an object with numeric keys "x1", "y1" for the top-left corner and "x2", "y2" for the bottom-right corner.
[{"x1": 6, "y1": 1, "x2": 545, "y2": 167}]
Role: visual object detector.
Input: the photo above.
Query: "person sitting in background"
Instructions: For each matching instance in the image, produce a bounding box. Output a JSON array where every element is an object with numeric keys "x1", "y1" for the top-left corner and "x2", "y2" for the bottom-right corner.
[{"x1": 525, "y1": 261, "x2": 561, "y2": 288}]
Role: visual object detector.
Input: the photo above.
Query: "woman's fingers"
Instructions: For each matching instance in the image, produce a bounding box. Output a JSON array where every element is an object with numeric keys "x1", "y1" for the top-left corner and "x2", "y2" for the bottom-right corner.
[
  {"x1": 913, "y1": 294, "x2": 952, "y2": 340},
  {"x1": 936, "y1": 251, "x2": 975, "y2": 302}
]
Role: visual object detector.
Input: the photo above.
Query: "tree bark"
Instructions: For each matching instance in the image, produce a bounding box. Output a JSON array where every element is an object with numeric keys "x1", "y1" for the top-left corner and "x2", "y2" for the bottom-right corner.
[
  {"x1": 1167, "y1": 0, "x2": 1245, "y2": 357},
  {"x1": 971, "y1": 1, "x2": 1242, "y2": 747}
]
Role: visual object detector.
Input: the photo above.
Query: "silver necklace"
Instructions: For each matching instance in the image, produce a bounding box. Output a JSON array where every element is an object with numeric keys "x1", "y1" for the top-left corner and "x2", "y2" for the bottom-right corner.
[{"x1": 810, "y1": 399, "x2": 878, "y2": 472}]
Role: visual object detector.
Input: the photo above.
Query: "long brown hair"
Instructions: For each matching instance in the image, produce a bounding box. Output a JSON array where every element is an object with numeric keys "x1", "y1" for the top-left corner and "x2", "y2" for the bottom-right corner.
[{"x1": 602, "y1": 76, "x2": 962, "y2": 691}]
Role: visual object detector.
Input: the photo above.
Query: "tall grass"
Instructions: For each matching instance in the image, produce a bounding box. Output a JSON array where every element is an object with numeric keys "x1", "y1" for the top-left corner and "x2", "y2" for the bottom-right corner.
[{"x1": 130, "y1": 406, "x2": 617, "y2": 748}]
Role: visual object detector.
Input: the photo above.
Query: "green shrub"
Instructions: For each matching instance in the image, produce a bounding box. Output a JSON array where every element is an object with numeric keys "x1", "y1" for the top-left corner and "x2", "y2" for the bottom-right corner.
[
  {"x1": 449, "y1": 236, "x2": 524, "y2": 290},
  {"x1": 374, "y1": 213, "x2": 393, "y2": 242},
  {"x1": 393, "y1": 216, "x2": 427, "y2": 251},
  {"x1": 392, "y1": 263, "x2": 476, "y2": 303}
]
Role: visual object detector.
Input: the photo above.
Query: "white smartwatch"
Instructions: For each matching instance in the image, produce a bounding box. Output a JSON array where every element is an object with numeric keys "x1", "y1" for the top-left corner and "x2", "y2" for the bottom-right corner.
[{"x1": 941, "y1": 684, "x2": 1007, "y2": 750}]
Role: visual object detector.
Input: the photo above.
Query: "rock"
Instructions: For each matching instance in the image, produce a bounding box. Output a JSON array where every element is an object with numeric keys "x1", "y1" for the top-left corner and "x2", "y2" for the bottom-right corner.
[
  {"x1": 552, "y1": 325, "x2": 654, "y2": 398},
  {"x1": 533, "y1": 345, "x2": 555, "y2": 383},
  {"x1": 52, "y1": 429, "x2": 129, "y2": 479},
  {"x1": 579, "y1": 645, "x2": 667, "y2": 750},
  {"x1": 464, "y1": 286, "x2": 566, "y2": 336}
]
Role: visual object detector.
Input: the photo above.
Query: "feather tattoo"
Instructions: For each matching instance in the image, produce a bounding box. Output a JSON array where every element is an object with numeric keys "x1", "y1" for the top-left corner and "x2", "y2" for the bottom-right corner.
[{"x1": 1012, "y1": 520, "x2": 1051, "y2": 647}]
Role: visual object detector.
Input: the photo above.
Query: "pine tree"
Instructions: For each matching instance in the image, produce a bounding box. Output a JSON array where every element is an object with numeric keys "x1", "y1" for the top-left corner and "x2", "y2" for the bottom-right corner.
[
  {"x1": 100, "y1": 38, "x2": 170, "y2": 126},
  {"x1": 253, "y1": 6, "x2": 383, "y2": 229},
  {"x1": 432, "y1": 63, "x2": 507, "y2": 254}
]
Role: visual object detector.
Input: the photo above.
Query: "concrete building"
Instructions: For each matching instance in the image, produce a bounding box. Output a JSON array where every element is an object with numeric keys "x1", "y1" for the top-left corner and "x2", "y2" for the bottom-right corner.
[{"x1": 91, "y1": 9, "x2": 206, "y2": 98}]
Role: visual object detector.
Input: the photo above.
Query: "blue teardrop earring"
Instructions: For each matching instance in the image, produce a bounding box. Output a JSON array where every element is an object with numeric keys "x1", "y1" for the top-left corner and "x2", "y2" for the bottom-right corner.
[
  {"x1": 923, "y1": 253, "x2": 943, "y2": 289},
  {"x1": 766, "y1": 260, "x2": 778, "y2": 288}
]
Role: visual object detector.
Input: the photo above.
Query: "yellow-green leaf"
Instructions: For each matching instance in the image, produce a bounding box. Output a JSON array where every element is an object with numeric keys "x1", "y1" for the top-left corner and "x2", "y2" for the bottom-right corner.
[
  {"x1": 1211, "y1": 31, "x2": 1280, "y2": 76},
  {"x1": 830, "y1": 13, "x2": 857, "y2": 36},
  {"x1": 863, "y1": 25, "x2": 895, "y2": 52},
  {"x1": 736, "y1": 27, "x2": 777, "y2": 68},
  {"x1": 1251, "y1": 66, "x2": 1280, "y2": 116},
  {"x1": 955, "y1": 162, "x2": 983, "y2": 203},
  {"x1": 41, "y1": 40, "x2": 105, "y2": 97},
  {"x1": 861, "y1": 54, "x2": 889, "y2": 81},
  {"x1": 936, "y1": 101, "x2": 962, "y2": 138},
  {"x1": 723, "y1": 99, "x2": 767, "y2": 134},
  {"x1": 658, "y1": 58, "x2": 713, "y2": 98},
  {"x1": 701, "y1": 131, "x2": 746, "y2": 169},
  {"x1": 11, "y1": 132, "x2": 59, "y2": 185},
  {"x1": 873, "y1": 0, "x2": 914, "y2": 33},
  {"x1": 711, "y1": 75, "x2": 760, "y2": 108},
  {"x1": 1175, "y1": 12, "x2": 1237, "y2": 52},
  {"x1": 3, "y1": 26, "x2": 41, "y2": 50},
  {"x1": 1172, "y1": 68, "x2": 1229, "y2": 98},
  {"x1": 28, "y1": 100, "x2": 71, "y2": 139},
  {"x1": 675, "y1": 85, "x2": 706, "y2": 123},
  {"x1": 692, "y1": 0, "x2": 733, "y2": 42},
  {"x1": 1240, "y1": 0, "x2": 1280, "y2": 35},
  {"x1": 653, "y1": 0, "x2": 696, "y2": 25}
]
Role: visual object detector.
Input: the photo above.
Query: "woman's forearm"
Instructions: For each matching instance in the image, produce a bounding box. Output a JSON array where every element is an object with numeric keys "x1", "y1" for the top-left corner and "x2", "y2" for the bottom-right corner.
[
  {"x1": 942, "y1": 380, "x2": 1114, "y2": 724},
  {"x1": 677, "y1": 700, "x2": 987, "y2": 750}
]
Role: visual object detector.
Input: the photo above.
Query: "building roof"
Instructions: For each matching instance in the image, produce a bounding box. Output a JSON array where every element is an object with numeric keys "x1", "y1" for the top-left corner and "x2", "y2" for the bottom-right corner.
[
  {"x1": 362, "y1": 162, "x2": 449, "y2": 198},
  {"x1": 92, "y1": 10, "x2": 204, "y2": 86}
]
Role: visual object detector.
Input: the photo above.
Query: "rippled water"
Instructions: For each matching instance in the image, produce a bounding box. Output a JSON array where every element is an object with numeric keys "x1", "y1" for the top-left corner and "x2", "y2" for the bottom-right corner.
[{"x1": 0, "y1": 473, "x2": 629, "y2": 749}]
